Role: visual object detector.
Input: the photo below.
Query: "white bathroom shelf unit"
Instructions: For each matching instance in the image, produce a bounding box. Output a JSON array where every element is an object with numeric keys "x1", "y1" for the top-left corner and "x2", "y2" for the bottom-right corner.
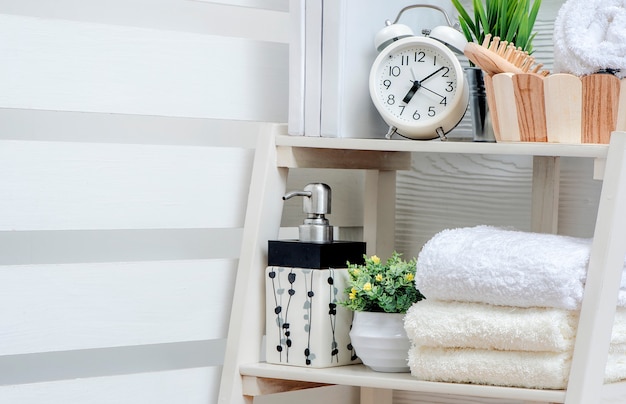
[{"x1": 218, "y1": 124, "x2": 626, "y2": 404}]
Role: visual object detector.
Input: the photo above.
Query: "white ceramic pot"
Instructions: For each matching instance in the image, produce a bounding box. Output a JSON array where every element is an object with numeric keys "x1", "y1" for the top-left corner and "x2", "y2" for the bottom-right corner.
[{"x1": 349, "y1": 311, "x2": 410, "y2": 372}]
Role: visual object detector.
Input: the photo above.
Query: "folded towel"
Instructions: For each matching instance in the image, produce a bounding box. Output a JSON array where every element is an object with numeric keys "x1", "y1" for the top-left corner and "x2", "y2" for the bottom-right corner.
[
  {"x1": 408, "y1": 346, "x2": 626, "y2": 389},
  {"x1": 415, "y1": 226, "x2": 626, "y2": 310},
  {"x1": 553, "y1": 0, "x2": 626, "y2": 78},
  {"x1": 404, "y1": 300, "x2": 626, "y2": 352}
]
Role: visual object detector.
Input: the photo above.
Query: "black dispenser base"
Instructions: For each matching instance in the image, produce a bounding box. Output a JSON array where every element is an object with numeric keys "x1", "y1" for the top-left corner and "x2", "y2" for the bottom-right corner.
[{"x1": 268, "y1": 240, "x2": 366, "y2": 269}]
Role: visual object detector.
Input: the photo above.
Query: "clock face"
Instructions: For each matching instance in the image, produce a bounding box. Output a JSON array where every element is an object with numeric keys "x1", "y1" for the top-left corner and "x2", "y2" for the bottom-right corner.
[{"x1": 369, "y1": 36, "x2": 468, "y2": 139}]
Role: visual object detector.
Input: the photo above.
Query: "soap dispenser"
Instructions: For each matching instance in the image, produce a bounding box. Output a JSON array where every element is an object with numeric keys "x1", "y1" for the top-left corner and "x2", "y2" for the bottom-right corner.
[
  {"x1": 267, "y1": 182, "x2": 365, "y2": 269},
  {"x1": 283, "y1": 182, "x2": 333, "y2": 243},
  {"x1": 265, "y1": 182, "x2": 366, "y2": 369}
]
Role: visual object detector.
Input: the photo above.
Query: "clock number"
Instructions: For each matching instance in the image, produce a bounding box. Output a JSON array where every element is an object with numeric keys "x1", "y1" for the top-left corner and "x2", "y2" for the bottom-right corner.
[
  {"x1": 440, "y1": 97, "x2": 447, "y2": 106},
  {"x1": 413, "y1": 111, "x2": 421, "y2": 120},
  {"x1": 428, "y1": 106, "x2": 436, "y2": 117},
  {"x1": 441, "y1": 67, "x2": 450, "y2": 77},
  {"x1": 401, "y1": 55, "x2": 409, "y2": 66},
  {"x1": 415, "y1": 51, "x2": 426, "y2": 62},
  {"x1": 445, "y1": 81, "x2": 454, "y2": 92},
  {"x1": 389, "y1": 66, "x2": 401, "y2": 77},
  {"x1": 386, "y1": 94, "x2": 395, "y2": 105},
  {"x1": 383, "y1": 79, "x2": 392, "y2": 89},
  {"x1": 398, "y1": 105, "x2": 406, "y2": 115}
]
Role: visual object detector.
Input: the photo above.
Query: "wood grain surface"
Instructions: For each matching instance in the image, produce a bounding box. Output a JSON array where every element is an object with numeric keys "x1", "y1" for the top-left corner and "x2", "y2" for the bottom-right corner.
[
  {"x1": 492, "y1": 73, "x2": 521, "y2": 141},
  {"x1": 582, "y1": 74, "x2": 620, "y2": 144},
  {"x1": 544, "y1": 73, "x2": 582, "y2": 143},
  {"x1": 513, "y1": 73, "x2": 548, "y2": 142}
]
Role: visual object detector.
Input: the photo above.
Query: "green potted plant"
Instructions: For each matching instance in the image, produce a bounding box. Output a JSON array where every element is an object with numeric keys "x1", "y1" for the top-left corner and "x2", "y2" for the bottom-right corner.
[
  {"x1": 341, "y1": 252, "x2": 425, "y2": 372},
  {"x1": 451, "y1": 0, "x2": 542, "y2": 53},
  {"x1": 342, "y1": 252, "x2": 425, "y2": 313},
  {"x1": 450, "y1": 0, "x2": 542, "y2": 142}
]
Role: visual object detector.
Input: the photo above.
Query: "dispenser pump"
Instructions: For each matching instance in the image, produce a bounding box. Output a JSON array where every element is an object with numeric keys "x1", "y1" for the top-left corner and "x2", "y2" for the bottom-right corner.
[{"x1": 283, "y1": 183, "x2": 333, "y2": 243}]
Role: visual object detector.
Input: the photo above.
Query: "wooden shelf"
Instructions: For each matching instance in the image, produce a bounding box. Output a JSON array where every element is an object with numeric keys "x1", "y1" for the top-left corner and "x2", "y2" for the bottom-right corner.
[
  {"x1": 240, "y1": 362, "x2": 570, "y2": 402},
  {"x1": 218, "y1": 125, "x2": 626, "y2": 404},
  {"x1": 275, "y1": 133, "x2": 609, "y2": 158}
]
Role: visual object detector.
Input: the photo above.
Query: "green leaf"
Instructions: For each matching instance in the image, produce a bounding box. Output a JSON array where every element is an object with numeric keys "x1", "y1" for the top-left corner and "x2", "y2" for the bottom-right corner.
[
  {"x1": 505, "y1": 2, "x2": 524, "y2": 43},
  {"x1": 525, "y1": 32, "x2": 537, "y2": 54},
  {"x1": 485, "y1": 0, "x2": 496, "y2": 28},
  {"x1": 474, "y1": 0, "x2": 489, "y2": 39},
  {"x1": 450, "y1": 0, "x2": 541, "y2": 53},
  {"x1": 529, "y1": 0, "x2": 541, "y2": 28},
  {"x1": 496, "y1": 0, "x2": 506, "y2": 38}
]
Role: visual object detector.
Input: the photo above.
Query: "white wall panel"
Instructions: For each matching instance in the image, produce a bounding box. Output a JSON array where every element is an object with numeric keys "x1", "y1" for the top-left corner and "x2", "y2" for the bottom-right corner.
[
  {"x1": 0, "y1": 0, "x2": 288, "y2": 41},
  {"x1": 190, "y1": 0, "x2": 288, "y2": 12},
  {"x1": 0, "y1": 140, "x2": 253, "y2": 230},
  {"x1": 0, "y1": 14, "x2": 288, "y2": 121},
  {"x1": 0, "y1": 259, "x2": 235, "y2": 355},
  {"x1": 0, "y1": 0, "x2": 288, "y2": 402},
  {"x1": 558, "y1": 157, "x2": 602, "y2": 238},
  {"x1": 395, "y1": 153, "x2": 533, "y2": 258},
  {"x1": 0, "y1": 367, "x2": 219, "y2": 404}
]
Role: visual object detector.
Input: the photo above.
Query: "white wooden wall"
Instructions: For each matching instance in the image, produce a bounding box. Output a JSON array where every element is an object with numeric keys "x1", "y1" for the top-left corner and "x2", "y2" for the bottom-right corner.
[
  {"x1": 0, "y1": 1, "x2": 290, "y2": 403},
  {"x1": 0, "y1": 0, "x2": 603, "y2": 403}
]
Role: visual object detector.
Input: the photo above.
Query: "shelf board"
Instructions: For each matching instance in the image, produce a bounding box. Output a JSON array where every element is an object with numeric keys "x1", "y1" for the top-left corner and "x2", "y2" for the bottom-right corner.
[
  {"x1": 240, "y1": 362, "x2": 567, "y2": 402},
  {"x1": 275, "y1": 135, "x2": 609, "y2": 158}
]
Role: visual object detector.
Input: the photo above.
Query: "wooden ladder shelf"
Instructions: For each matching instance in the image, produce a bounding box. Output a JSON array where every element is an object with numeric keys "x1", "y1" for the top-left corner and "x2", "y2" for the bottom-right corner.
[{"x1": 218, "y1": 124, "x2": 626, "y2": 404}]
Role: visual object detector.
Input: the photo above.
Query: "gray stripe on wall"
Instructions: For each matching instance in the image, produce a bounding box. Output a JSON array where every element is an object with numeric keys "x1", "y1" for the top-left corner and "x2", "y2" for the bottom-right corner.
[
  {"x1": 0, "y1": 228, "x2": 242, "y2": 265},
  {"x1": 0, "y1": 109, "x2": 261, "y2": 148},
  {"x1": 0, "y1": 339, "x2": 226, "y2": 386}
]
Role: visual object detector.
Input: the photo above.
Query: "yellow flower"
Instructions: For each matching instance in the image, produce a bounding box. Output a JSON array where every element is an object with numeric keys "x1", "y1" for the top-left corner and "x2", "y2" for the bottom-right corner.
[
  {"x1": 406, "y1": 273, "x2": 415, "y2": 282},
  {"x1": 375, "y1": 274, "x2": 383, "y2": 282},
  {"x1": 351, "y1": 287, "x2": 357, "y2": 295},
  {"x1": 352, "y1": 268, "x2": 360, "y2": 275},
  {"x1": 363, "y1": 282, "x2": 372, "y2": 291},
  {"x1": 349, "y1": 292, "x2": 356, "y2": 300},
  {"x1": 371, "y1": 255, "x2": 380, "y2": 264}
]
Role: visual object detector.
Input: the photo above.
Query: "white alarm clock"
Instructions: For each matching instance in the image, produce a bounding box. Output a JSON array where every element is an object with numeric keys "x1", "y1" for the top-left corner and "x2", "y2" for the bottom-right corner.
[{"x1": 369, "y1": 5, "x2": 469, "y2": 140}]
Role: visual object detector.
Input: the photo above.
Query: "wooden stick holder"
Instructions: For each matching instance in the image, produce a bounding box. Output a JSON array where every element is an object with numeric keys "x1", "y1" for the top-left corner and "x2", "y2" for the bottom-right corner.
[{"x1": 485, "y1": 73, "x2": 626, "y2": 144}]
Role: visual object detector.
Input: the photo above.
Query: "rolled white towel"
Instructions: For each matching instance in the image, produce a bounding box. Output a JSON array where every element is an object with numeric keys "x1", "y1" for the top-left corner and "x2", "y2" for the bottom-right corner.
[
  {"x1": 404, "y1": 300, "x2": 626, "y2": 352},
  {"x1": 415, "y1": 226, "x2": 626, "y2": 310},
  {"x1": 553, "y1": 0, "x2": 626, "y2": 78},
  {"x1": 408, "y1": 346, "x2": 626, "y2": 389}
]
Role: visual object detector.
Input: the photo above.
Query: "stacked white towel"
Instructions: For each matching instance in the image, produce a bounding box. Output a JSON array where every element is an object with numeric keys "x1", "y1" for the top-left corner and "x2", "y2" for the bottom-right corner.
[
  {"x1": 415, "y1": 225, "x2": 626, "y2": 310},
  {"x1": 553, "y1": 0, "x2": 626, "y2": 78},
  {"x1": 406, "y1": 226, "x2": 626, "y2": 389}
]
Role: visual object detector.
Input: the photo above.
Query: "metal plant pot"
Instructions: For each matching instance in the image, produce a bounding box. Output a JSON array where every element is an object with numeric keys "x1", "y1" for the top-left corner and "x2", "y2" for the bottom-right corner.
[{"x1": 465, "y1": 67, "x2": 496, "y2": 142}]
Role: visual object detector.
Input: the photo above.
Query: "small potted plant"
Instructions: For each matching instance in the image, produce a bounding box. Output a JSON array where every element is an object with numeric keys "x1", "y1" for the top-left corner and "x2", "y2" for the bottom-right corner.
[
  {"x1": 451, "y1": 0, "x2": 542, "y2": 54},
  {"x1": 450, "y1": 0, "x2": 542, "y2": 142},
  {"x1": 341, "y1": 252, "x2": 425, "y2": 372}
]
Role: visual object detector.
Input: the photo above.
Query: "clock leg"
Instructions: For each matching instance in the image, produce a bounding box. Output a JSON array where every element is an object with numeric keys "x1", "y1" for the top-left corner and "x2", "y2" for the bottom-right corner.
[
  {"x1": 385, "y1": 126, "x2": 398, "y2": 139},
  {"x1": 436, "y1": 127, "x2": 447, "y2": 141}
]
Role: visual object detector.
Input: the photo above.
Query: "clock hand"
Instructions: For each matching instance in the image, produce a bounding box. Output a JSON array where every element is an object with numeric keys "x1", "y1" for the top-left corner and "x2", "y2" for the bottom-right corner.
[
  {"x1": 403, "y1": 66, "x2": 447, "y2": 104},
  {"x1": 418, "y1": 84, "x2": 446, "y2": 100},
  {"x1": 418, "y1": 66, "x2": 446, "y2": 84},
  {"x1": 402, "y1": 80, "x2": 421, "y2": 104}
]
